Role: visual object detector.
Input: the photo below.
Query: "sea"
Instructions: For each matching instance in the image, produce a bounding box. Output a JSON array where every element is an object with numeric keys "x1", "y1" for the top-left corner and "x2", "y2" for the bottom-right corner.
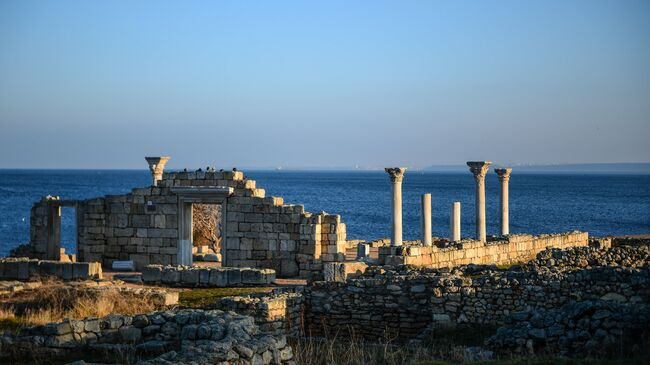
[{"x1": 1, "y1": 169, "x2": 649, "y2": 257}]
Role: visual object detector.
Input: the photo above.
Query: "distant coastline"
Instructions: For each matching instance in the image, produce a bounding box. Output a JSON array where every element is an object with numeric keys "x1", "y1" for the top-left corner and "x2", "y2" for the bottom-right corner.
[
  {"x1": 424, "y1": 162, "x2": 650, "y2": 174},
  {"x1": 1, "y1": 162, "x2": 650, "y2": 174}
]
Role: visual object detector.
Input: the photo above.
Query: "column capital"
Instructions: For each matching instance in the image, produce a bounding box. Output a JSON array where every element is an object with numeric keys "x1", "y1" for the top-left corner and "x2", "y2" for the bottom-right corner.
[
  {"x1": 467, "y1": 161, "x2": 491, "y2": 181},
  {"x1": 385, "y1": 167, "x2": 407, "y2": 183},
  {"x1": 495, "y1": 168, "x2": 512, "y2": 181},
  {"x1": 145, "y1": 156, "x2": 171, "y2": 186},
  {"x1": 145, "y1": 156, "x2": 171, "y2": 173}
]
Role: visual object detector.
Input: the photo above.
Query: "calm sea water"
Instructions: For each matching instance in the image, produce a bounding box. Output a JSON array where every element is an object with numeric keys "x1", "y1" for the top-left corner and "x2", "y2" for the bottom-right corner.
[{"x1": 1, "y1": 170, "x2": 649, "y2": 256}]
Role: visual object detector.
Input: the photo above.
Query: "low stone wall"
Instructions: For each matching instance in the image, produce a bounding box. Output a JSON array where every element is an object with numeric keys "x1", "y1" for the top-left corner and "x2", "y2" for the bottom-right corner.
[
  {"x1": 612, "y1": 237, "x2": 650, "y2": 247},
  {"x1": 0, "y1": 258, "x2": 102, "y2": 281},
  {"x1": 0, "y1": 280, "x2": 42, "y2": 295},
  {"x1": 213, "y1": 292, "x2": 304, "y2": 336},
  {"x1": 141, "y1": 265, "x2": 275, "y2": 287},
  {"x1": 0, "y1": 309, "x2": 294, "y2": 365},
  {"x1": 304, "y1": 245, "x2": 650, "y2": 341},
  {"x1": 487, "y1": 300, "x2": 650, "y2": 358},
  {"x1": 378, "y1": 231, "x2": 589, "y2": 268}
]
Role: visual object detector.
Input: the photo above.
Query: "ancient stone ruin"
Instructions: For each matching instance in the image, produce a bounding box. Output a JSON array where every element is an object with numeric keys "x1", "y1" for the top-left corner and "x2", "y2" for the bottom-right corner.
[
  {"x1": 2, "y1": 157, "x2": 649, "y2": 363},
  {"x1": 13, "y1": 157, "x2": 597, "y2": 282},
  {"x1": 18, "y1": 157, "x2": 348, "y2": 279}
]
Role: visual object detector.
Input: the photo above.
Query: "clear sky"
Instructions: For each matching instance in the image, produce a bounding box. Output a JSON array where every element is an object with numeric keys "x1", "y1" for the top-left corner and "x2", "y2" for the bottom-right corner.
[{"x1": 1, "y1": 0, "x2": 649, "y2": 169}]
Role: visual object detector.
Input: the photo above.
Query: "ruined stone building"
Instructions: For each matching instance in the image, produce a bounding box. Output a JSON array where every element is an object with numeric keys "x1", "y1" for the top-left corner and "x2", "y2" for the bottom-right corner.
[
  {"x1": 22, "y1": 158, "x2": 346, "y2": 278},
  {"x1": 16, "y1": 157, "x2": 592, "y2": 281}
]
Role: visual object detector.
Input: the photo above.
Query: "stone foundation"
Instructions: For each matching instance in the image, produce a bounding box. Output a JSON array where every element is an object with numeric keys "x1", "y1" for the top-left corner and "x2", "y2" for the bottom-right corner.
[
  {"x1": 213, "y1": 292, "x2": 304, "y2": 336},
  {"x1": 141, "y1": 265, "x2": 275, "y2": 287},
  {"x1": 0, "y1": 309, "x2": 294, "y2": 364},
  {"x1": 487, "y1": 300, "x2": 650, "y2": 358},
  {"x1": 0, "y1": 258, "x2": 102, "y2": 281},
  {"x1": 378, "y1": 231, "x2": 589, "y2": 268},
  {"x1": 304, "y1": 245, "x2": 649, "y2": 341}
]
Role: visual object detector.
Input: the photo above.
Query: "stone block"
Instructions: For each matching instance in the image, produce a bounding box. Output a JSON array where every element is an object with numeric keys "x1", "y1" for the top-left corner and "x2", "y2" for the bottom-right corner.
[
  {"x1": 198, "y1": 269, "x2": 210, "y2": 286},
  {"x1": 261, "y1": 269, "x2": 276, "y2": 284},
  {"x1": 241, "y1": 268, "x2": 262, "y2": 285},
  {"x1": 71, "y1": 262, "x2": 91, "y2": 280},
  {"x1": 45, "y1": 333, "x2": 76, "y2": 348},
  {"x1": 119, "y1": 325, "x2": 142, "y2": 343},
  {"x1": 324, "y1": 262, "x2": 368, "y2": 282},
  {"x1": 181, "y1": 269, "x2": 200, "y2": 286},
  {"x1": 162, "y1": 268, "x2": 181, "y2": 284},
  {"x1": 209, "y1": 269, "x2": 228, "y2": 287},
  {"x1": 227, "y1": 268, "x2": 242, "y2": 286},
  {"x1": 280, "y1": 259, "x2": 299, "y2": 277},
  {"x1": 61, "y1": 263, "x2": 73, "y2": 281},
  {"x1": 113, "y1": 260, "x2": 136, "y2": 271},
  {"x1": 203, "y1": 253, "x2": 220, "y2": 262},
  {"x1": 39, "y1": 261, "x2": 63, "y2": 278},
  {"x1": 142, "y1": 265, "x2": 163, "y2": 283}
]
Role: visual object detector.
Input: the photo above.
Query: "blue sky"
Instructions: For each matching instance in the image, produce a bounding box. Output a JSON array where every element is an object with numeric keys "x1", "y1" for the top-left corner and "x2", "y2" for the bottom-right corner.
[{"x1": 0, "y1": 0, "x2": 649, "y2": 169}]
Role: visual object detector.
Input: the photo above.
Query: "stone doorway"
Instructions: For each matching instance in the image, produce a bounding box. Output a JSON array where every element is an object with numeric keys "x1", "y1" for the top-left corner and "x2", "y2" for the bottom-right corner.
[
  {"x1": 44, "y1": 200, "x2": 80, "y2": 261},
  {"x1": 173, "y1": 187, "x2": 231, "y2": 266},
  {"x1": 192, "y1": 203, "x2": 222, "y2": 262}
]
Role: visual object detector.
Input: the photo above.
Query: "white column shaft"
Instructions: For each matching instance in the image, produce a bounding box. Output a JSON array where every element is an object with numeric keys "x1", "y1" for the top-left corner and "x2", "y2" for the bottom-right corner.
[
  {"x1": 495, "y1": 168, "x2": 512, "y2": 236},
  {"x1": 450, "y1": 202, "x2": 461, "y2": 241},
  {"x1": 421, "y1": 193, "x2": 432, "y2": 246},
  {"x1": 475, "y1": 177, "x2": 486, "y2": 242},
  {"x1": 391, "y1": 180, "x2": 403, "y2": 246},
  {"x1": 500, "y1": 178, "x2": 509, "y2": 235}
]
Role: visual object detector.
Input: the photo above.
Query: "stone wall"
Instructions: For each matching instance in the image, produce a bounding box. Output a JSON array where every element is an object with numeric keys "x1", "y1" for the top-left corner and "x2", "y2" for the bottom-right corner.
[
  {"x1": 612, "y1": 237, "x2": 650, "y2": 247},
  {"x1": 27, "y1": 169, "x2": 347, "y2": 278},
  {"x1": 0, "y1": 309, "x2": 294, "y2": 365},
  {"x1": 304, "y1": 245, "x2": 650, "y2": 341},
  {"x1": 27, "y1": 196, "x2": 58, "y2": 259},
  {"x1": 141, "y1": 265, "x2": 276, "y2": 287},
  {"x1": 486, "y1": 300, "x2": 650, "y2": 358},
  {"x1": 0, "y1": 258, "x2": 102, "y2": 281},
  {"x1": 213, "y1": 292, "x2": 304, "y2": 336},
  {"x1": 378, "y1": 231, "x2": 589, "y2": 268}
]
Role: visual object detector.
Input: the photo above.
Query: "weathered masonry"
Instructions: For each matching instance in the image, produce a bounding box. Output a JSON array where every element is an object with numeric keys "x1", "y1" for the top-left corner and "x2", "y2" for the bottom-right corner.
[
  {"x1": 24, "y1": 159, "x2": 346, "y2": 279},
  {"x1": 18, "y1": 157, "x2": 599, "y2": 280}
]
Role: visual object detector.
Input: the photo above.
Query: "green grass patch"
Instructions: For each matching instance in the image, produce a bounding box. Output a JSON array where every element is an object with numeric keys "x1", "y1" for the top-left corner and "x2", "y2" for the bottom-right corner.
[{"x1": 178, "y1": 287, "x2": 274, "y2": 307}]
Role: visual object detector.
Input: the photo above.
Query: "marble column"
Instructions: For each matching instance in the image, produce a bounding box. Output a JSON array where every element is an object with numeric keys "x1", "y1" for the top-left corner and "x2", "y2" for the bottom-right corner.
[
  {"x1": 450, "y1": 201, "x2": 461, "y2": 242},
  {"x1": 467, "y1": 161, "x2": 491, "y2": 242},
  {"x1": 385, "y1": 167, "x2": 407, "y2": 246},
  {"x1": 145, "y1": 156, "x2": 171, "y2": 187},
  {"x1": 495, "y1": 168, "x2": 512, "y2": 236},
  {"x1": 421, "y1": 193, "x2": 432, "y2": 246}
]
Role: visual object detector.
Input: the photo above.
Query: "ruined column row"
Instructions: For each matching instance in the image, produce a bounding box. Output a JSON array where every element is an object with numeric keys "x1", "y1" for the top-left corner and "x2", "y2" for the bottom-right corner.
[{"x1": 385, "y1": 162, "x2": 511, "y2": 245}]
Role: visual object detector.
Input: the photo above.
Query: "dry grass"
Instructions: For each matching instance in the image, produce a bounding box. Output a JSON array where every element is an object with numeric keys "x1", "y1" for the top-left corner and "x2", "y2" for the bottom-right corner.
[
  {"x1": 291, "y1": 334, "x2": 463, "y2": 365},
  {"x1": 289, "y1": 323, "x2": 505, "y2": 365},
  {"x1": 289, "y1": 324, "x2": 494, "y2": 365},
  {"x1": 0, "y1": 280, "x2": 164, "y2": 331}
]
